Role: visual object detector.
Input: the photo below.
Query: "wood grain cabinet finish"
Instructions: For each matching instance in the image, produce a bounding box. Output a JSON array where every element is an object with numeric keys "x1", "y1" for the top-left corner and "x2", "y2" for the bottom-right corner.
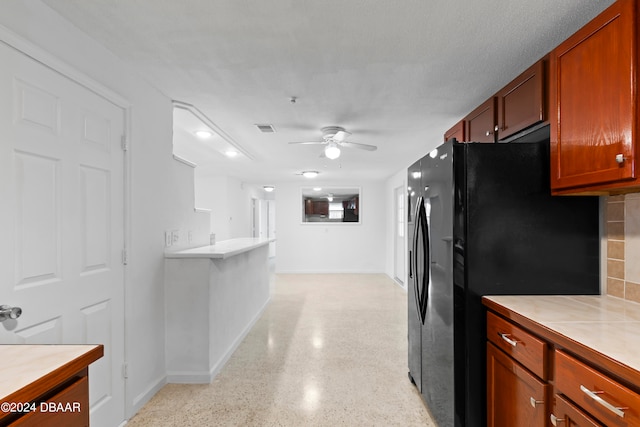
[
  {"x1": 444, "y1": 120, "x2": 465, "y2": 142},
  {"x1": 465, "y1": 98, "x2": 497, "y2": 143},
  {"x1": 551, "y1": 393, "x2": 603, "y2": 427},
  {"x1": 550, "y1": 0, "x2": 638, "y2": 194},
  {"x1": 487, "y1": 342, "x2": 549, "y2": 427},
  {"x1": 486, "y1": 311, "x2": 548, "y2": 380},
  {"x1": 555, "y1": 350, "x2": 640, "y2": 426},
  {"x1": 497, "y1": 59, "x2": 547, "y2": 140},
  {"x1": 12, "y1": 376, "x2": 89, "y2": 427}
]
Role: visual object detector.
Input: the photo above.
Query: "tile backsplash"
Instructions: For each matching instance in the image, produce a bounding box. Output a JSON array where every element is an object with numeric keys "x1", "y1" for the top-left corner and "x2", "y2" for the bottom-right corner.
[{"x1": 606, "y1": 194, "x2": 640, "y2": 303}]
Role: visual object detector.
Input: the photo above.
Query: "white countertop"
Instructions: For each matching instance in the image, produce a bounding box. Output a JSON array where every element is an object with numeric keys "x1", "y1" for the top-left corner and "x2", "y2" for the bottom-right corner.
[
  {"x1": 0, "y1": 344, "x2": 102, "y2": 400},
  {"x1": 164, "y1": 237, "x2": 273, "y2": 259},
  {"x1": 484, "y1": 295, "x2": 640, "y2": 376}
]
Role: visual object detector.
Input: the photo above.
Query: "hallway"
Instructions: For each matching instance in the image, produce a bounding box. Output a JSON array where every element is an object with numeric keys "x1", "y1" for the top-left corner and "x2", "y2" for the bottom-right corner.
[{"x1": 128, "y1": 274, "x2": 435, "y2": 426}]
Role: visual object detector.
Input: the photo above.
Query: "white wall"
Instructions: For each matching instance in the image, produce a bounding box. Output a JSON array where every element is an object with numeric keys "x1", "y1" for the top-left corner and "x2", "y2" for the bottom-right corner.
[
  {"x1": 194, "y1": 172, "x2": 264, "y2": 240},
  {"x1": 0, "y1": 1, "x2": 208, "y2": 419},
  {"x1": 275, "y1": 181, "x2": 386, "y2": 273}
]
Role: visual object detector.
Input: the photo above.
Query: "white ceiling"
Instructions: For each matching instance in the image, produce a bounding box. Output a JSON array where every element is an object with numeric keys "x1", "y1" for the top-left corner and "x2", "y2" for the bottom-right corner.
[{"x1": 42, "y1": 0, "x2": 615, "y2": 186}]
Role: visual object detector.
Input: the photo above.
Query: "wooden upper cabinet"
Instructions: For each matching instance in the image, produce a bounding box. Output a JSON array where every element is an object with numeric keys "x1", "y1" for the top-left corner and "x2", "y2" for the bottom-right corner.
[
  {"x1": 550, "y1": 0, "x2": 638, "y2": 194},
  {"x1": 444, "y1": 120, "x2": 465, "y2": 142},
  {"x1": 497, "y1": 58, "x2": 547, "y2": 140},
  {"x1": 465, "y1": 97, "x2": 497, "y2": 143}
]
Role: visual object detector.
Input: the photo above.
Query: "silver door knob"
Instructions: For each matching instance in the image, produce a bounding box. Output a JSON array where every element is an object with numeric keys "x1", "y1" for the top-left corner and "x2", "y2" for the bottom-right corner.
[
  {"x1": 0, "y1": 305, "x2": 22, "y2": 322},
  {"x1": 616, "y1": 154, "x2": 626, "y2": 164}
]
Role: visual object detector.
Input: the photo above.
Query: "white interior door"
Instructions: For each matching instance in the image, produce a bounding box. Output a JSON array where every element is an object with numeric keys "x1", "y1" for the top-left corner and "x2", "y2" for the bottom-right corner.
[
  {"x1": 0, "y1": 42, "x2": 126, "y2": 427},
  {"x1": 394, "y1": 185, "x2": 406, "y2": 285}
]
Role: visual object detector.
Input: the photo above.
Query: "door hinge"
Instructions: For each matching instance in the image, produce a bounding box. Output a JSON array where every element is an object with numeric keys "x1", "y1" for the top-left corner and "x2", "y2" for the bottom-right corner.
[
  {"x1": 122, "y1": 363, "x2": 129, "y2": 379},
  {"x1": 122, "y1": 248, "x2": 128, "y2": 265},
  {"x1": 121, "y1": 135, "x2": 128, "y2": 151}
]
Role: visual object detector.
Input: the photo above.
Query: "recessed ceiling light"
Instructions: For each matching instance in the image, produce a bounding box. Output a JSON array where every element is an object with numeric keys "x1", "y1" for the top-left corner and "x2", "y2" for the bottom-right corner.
[
  {"x1": 225, "y1": 150, "x2": 238, "y2": 158},
  {"x1": 263, "y1": 185, "x2": 275, "y2": 192},
  {"x1": 194, "y1": 130, "x2": 213, "y2": 139},
  {"x1": 302, "y1": 171, "x2": 319, "y2": 178},
  {"x1": 313, "y1": 187, "x2": 322, "y2": 191}
]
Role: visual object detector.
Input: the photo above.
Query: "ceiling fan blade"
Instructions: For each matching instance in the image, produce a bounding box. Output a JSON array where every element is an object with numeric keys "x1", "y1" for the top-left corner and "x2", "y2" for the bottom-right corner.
[
  {"x1": 332, "y1": 130, "x2": 351, "y2": 142},
  {"x1": 340, "y1": 141, "x2": 377, "y2": 151},
  {"x1": 288, "y1": 141, "x2": 327, "y2": 145}
]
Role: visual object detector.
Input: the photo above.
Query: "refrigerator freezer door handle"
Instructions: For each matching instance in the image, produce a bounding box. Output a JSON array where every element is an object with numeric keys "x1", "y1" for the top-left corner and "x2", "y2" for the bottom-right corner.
[
  {"x1": 409, "y1": 250, "x2": 413, "y2": 279},
  {"x1": 412, "y1": 197, "x2": 423, "y2": 322}
]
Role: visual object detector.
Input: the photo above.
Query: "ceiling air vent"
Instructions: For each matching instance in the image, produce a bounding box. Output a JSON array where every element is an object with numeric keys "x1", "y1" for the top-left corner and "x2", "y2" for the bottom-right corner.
[{"x1": 255, "y1": 124, "x2": 276, "y2": 133}]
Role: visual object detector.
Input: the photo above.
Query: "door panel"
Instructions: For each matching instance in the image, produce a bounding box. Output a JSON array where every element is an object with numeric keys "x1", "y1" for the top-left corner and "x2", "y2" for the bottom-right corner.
[{"x1": 0, "y1": 42, "x2": 125, "y2": 427}]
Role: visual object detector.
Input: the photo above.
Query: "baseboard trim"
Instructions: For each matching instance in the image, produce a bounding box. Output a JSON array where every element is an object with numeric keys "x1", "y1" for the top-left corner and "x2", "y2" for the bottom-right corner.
[{"x1": 129, "y1": 375, "x2": 166, "y2": 419}]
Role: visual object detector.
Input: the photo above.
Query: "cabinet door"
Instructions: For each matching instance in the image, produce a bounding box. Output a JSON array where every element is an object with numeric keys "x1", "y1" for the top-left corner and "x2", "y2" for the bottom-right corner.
[
  {"x1": 465, "y1": 98, "x2": 496, "y2": 142},
  {"x1": 313, "y1": 201, "x2": 328, "y2": 215},
  {"x1": 550, "y1": 394, "x2": 603, "y2": 427},
  {"x1": 487, "y1": 342, "x2": 548, "y2": 427},
  {"x1": 497, "y1": 59, "x2": 545, "y2": 140},
  {"x1": 444, "y1": 120, "x2": 465, "y2": 142},
  {"x1": 550, "y1": 0, "x2": 635, "y2": 191}
]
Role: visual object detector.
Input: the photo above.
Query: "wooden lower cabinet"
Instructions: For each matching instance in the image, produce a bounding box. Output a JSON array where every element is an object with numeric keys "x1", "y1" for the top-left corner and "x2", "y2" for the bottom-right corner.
[
  {"x1": 485, "y1": 307, "x2": 640, "y2": 427},
  {"x1": 12, "y1": 376, "x2": 89, "y2": 427},
  {"x1": 551, "y1": 394, "x2": 602, "y2": 427},
  {"x1": 487, "y1": 342, "x2": 548, "y2": 426}
]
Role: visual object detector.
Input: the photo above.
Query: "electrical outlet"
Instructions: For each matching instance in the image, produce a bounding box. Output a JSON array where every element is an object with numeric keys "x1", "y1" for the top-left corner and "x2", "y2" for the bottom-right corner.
[
  {"x1": 165, "y1": 231, "x2": 172, "y2": 247},
  {"x1": 171, "y1": 230, "x2": 180, "y2": 245}
]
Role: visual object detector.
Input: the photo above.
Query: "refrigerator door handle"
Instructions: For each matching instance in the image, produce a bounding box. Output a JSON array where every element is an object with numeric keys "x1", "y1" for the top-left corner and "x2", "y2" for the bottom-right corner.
[
  {"x1": 413, "y1": 197, "x2": 424, "y2": 322},
  {"x1": 408, "y1": 250, "x2": 413, "y2": 279},
  {"x1": 420, "y1": 198, "x2": 430, "y2": 323}
]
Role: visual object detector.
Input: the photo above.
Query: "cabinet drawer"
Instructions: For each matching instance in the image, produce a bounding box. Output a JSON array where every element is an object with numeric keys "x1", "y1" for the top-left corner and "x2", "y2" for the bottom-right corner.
[
  {"x1": 552, "y1": 393, "x2": 602, "y2": 427},
  {"x1": 11, "y1": 376, "x2": 89, "y2": 427},
  {"x1": 487, "y1": 311, "x2": 547, "y2": 379},
  {"x1": 555, "y1": 350, "x2": 640, "y2": 426}
]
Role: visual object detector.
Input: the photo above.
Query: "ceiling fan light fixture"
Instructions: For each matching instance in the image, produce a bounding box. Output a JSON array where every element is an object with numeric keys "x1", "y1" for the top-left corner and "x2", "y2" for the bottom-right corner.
[
  {"x1": 325, "y1": 143, "x2": 341, "y2": 160},
  {"x1": 302, "y1": 171, "x2": 319, "y2": 179}
]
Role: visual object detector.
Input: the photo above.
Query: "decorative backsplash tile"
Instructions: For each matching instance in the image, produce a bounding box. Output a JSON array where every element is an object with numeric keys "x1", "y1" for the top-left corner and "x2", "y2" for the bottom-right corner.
[{"x1": 606, "y1": 195, "x2": 640, "y2": 303}]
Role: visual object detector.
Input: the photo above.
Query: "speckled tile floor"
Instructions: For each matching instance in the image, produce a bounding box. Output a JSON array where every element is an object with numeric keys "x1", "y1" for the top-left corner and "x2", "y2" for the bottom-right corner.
[{"x1": 127, "y1": 274, "x2": 436, "y2": 426}]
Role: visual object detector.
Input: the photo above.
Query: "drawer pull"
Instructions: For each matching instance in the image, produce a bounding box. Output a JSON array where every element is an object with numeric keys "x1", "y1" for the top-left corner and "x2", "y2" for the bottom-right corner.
[
  {"x1": 580, "y1": 385, "x2": 627, "y2": 418},
  {"x1": 498, "y1": 332, "x2": 518, "y2": 347},
  {"x1": 550, "y1": 414, "x2": 564, "y2": 426},
  {"x1": 529, "y1": 397, "x2": 544, "y2": 408}
]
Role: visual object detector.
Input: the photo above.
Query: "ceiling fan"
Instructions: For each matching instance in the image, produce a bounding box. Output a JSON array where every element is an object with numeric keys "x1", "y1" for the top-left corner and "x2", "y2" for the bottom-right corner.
[{"x1": 288, "y1": 126, "x2": 377, "y2": 159}]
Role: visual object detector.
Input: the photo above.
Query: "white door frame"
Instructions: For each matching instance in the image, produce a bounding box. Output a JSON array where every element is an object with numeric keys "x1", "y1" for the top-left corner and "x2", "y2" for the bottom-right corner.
[
  {"x1": 0, "y1": 24, "x2": 133, "y2": 420},
  {"x1": 394, "y1": 185, "x2": 406, "y2": 287}
]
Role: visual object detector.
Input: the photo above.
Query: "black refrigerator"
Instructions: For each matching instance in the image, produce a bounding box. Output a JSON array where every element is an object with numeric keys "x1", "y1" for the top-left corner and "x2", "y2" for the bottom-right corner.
[{"x1": 407, "y1": 140, "x2": 599, "y2": 427}]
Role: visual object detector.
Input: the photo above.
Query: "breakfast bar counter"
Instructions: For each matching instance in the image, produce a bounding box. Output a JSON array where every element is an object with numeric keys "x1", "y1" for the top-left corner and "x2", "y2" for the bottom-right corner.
[{"x1": 164, "y1": 238, "x2": 272, "y2": 383}]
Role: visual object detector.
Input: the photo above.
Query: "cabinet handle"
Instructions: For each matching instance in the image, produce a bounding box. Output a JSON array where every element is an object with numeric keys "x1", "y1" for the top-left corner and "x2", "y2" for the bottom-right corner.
[
  {"x1": 529, "y1": 397, "x2": 544, "y2": 408},
  {"x1": 550, "y1": 414, "x2": 564, "y2": 426},
  {"x1": 485, "y1": 130, "x2": 493, "y2": 136},
  {"x1": 616, "y1": 153, "x2": 627, "y2": 164},
  {"x1": 498, "y1": 332, "x2": 518, "y2": 347},
  {"x1": 580, "y1": 385, "x2": 627, "y2": 418}
]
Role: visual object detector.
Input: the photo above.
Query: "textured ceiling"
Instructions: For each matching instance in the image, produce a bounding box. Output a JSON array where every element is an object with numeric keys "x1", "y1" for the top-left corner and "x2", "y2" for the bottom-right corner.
[{"x1": 42, "y1": 0, "x2": 615, "y2": 185}]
